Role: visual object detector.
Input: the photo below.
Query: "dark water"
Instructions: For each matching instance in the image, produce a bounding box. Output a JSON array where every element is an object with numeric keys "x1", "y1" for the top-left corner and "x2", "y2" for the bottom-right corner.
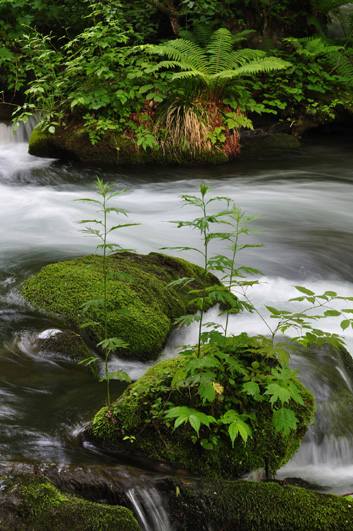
[{"x1": 1, "y1": 123, "x2": 353, "y2": 503}]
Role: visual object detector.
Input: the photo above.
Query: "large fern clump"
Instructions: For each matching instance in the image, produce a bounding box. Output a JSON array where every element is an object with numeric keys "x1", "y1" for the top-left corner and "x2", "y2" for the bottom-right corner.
[
  {"x1": 143, "y1": 27, "x2": 289, "y2": 162},
  {"x1": 148, "y1": 27, "x2": 290, "y2": 101}
]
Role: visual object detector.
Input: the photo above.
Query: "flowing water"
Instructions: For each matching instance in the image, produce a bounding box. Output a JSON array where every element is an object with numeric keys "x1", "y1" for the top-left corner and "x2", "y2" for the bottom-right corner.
[{"x1": 1, "y1": 122, "x2": 353, "y2": 525}]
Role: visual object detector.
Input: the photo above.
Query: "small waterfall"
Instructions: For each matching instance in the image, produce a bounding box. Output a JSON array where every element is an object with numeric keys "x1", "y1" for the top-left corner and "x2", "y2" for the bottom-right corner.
[
  {"x1": 277, "y1": 342, "x2": 353, "y2": 492},
  {"x1": 0, "y1": 116, "x2": 37, "y2": 144},
  {"x1": 127, "y1": 486, "x2": 172, "y2": 531}
]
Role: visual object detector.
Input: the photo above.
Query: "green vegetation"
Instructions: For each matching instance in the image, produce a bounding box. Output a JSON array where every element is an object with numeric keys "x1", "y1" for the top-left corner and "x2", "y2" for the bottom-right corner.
[
  {"x1": 1, "y1": 0, "x2": 352, "y2": 163},
  {"x1": 85, "y1": 182, "x2": 353, "y2": 480},
  {"x1": 0, "y1": 473, "x2": 139, "y2": 530},
  {"x1": 169, "y1": 478, "x2": 353, "y2": 530},
  {"x1": 87, "y1": 346, "x2": 315, "y2": 479}
]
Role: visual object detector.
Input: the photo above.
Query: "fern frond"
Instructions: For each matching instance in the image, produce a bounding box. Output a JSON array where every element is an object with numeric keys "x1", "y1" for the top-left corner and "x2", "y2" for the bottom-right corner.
[
  {"x1": 147, "y1": 39, "x2": 209, "y2": 74},
  {"x1": 179, "y1": 24, "x2": 214, "y2": 48},
  {"x1": 171, "y1": 70, "x2": 209, "y2": 85},
  {"x1": 225, "y1": 57, "x2": 290, "y2": 78},
  {"x1": 222, "y1": 48, "x2": 266, "y2": 70},
  {"x1": 326, "y1": 50, "x2": 353, "y2": 85},
  {"x1": 231, "y1": 30, "x2": 256, "y2": 44},
  {"x1": 207, "y1": 28, "x2": 234, "y2": 74},
  {"x1": 305, "y1": 38, "x2": 342, "y2": 56},
  {"x1": 285, "y1": 36, "x2": 343, "y2": 58}
]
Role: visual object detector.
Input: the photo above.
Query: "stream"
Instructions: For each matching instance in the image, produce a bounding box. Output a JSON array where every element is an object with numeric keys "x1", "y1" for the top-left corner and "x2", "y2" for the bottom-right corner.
[{"x1": 1, "y1": 122, "x2": 353, "y2": 527}]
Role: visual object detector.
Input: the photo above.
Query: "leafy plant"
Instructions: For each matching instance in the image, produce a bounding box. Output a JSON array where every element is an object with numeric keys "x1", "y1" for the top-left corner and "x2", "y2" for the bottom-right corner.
[
  {"x1": 77, "y1": 177, "x2": 139, "y2": 405},
  {"x1": 147, "y1": 27, "x2": 290, "y2": 102},
  {"x1": 154, "y1": 183, "x2": 353, "y2": 451}
]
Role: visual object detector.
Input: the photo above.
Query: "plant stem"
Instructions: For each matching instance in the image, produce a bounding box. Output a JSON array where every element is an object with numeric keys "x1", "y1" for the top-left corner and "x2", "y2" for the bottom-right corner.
[
  {"x1": 102, "y1": 190, "x2": 110, "y2": 406},
  {"x1": 197, "y1": 192, "x2": 208, "y2": 358}
]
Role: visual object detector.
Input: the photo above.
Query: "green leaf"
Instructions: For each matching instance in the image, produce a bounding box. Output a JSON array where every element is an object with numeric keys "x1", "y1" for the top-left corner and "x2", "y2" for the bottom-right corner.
[
  {"x1": 265, "y1": 383, "x2": 291, "y2": 406},
  {"x1": 324, "y1": 310, "x2": 341, "y2": 317},
  {"x1": 189, "y1": 414, "x2": 201, "y2": 435},
  {"x1": 272, "y1": 407, "x2": 298, "y2": 435},
  {"x1": 341, "y1": 319, "x2": 350, "y2": 330},
  {"x1": 242, "y1": 381, "x2": 261, "y2": 399},
  {"x1": 276, "y1": 347, "x2": 290, "y2": 365},
  {"x1": 294, "y1": 286, "x2": 315, "y2": 296},
  {"x1": 198, "y1": 377, "x2": 216, "y2": 403}
]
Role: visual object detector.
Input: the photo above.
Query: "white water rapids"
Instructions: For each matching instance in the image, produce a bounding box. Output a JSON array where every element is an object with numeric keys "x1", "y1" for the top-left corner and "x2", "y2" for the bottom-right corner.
[{"x1": 1, "y1": 121, "x2": 353, "y2": 499}]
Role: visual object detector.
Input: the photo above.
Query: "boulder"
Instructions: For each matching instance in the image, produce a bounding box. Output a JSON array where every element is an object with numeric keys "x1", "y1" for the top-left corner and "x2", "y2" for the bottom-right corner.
[
  {"x1": 85, "y1": 337, "x2": 315, "y2": 479},
  {"x1": 0, "y1": 472, "x2": 139, "y2": 530},
  {"x1": 22, "y1": 252, "x2": 224, "y2": 361}
]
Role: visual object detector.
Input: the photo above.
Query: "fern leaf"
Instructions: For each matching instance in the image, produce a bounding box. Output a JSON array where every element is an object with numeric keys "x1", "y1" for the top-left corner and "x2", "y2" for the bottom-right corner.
[
  {"x1": 207, "y1": 28, "x2": 234, "y2": 74},
  {"x1": 223, "y1": 48, "x2": 266, "y2": 71},
  {"x1": 147, "y1": 39, "x2": 209, "y2": 74},
  {"x1": 179, "y1": 24, "x2": 214, "y2": 49},
  {"x1": 217, "y1": 57, "x2": 290, "y2": 79}
]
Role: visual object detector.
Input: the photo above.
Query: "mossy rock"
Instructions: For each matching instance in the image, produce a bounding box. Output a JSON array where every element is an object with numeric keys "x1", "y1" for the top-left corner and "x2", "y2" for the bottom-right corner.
[
  {"x1": 86, "y1": 345, "x2": 315, "y2": 480},
  {"x1": 33, "y1": 329, "x2": 99, "y2": 378},
  {"x1": 0, "y1": 473, "x2": 139, "y2": 530},
  {"x1": 168, "y1": 478, "x2": 353, "y2": 530},
  {"x1": 28, "y1": 125, "x2": 229, "y2": 165},
  {"x1": 22, "y1": 252, "x2": 225, "y2": 361}
]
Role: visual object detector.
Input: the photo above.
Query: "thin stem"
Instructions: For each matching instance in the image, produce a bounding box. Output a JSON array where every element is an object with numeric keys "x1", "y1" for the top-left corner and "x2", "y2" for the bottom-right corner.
[
  {"x1": 197, "y1": 199, "x2": 208, "y2": 358},
  {"x1": 102, "y1": 189, "x2": 110, "y2": 406},
  {"x1": 224, "y1": 215, "x2": 240, "y2": 337}
]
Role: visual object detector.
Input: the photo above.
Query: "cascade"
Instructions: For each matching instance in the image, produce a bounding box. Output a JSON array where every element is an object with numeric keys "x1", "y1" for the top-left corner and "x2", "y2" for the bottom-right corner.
[
  {"x1": 126, "y1": 487, "x2": 172, "y2": 531},
  {"x1": 0, "y1": 116, "x2": 37, "y2": 144}
]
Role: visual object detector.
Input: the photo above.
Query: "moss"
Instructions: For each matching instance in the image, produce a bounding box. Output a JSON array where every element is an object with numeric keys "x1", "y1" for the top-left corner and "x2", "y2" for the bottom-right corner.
[
  {"x1": 28, "y1": 127, "x2": 75, "y2": 159},
  {"x1": 0, "y1": 473, "x2": 139, "y2": 530},
  {"x1": 22, "y1": 251, "x2": 225, "y2": 361},
  {"x1": 86, "y1": 349, "x2": 314, "y2": 480},
  {"x1": 168, "y1": 478, "x2": 353, "y2": 531},
  {"x1": 28, "y1": 123, "x2": 230, "y2": 166}
]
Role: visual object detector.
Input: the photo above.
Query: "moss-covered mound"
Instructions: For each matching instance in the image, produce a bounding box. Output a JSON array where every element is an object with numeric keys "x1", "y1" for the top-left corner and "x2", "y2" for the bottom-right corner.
[
  {"x1": 168, "y1": 478, "x2": 353, "y2": 530},
  {"x1": 28, "y1": 125, "x2": 229, "y2": 165},
  {"x1": 22, "y1": 251, "x2": 224, "y2": 361},
  {"x1": 0, "y1": 473, "x2": 139, "y2": 530},
  {"x1": 86, "y1": 347, "x2": 315, "y2": 479}
]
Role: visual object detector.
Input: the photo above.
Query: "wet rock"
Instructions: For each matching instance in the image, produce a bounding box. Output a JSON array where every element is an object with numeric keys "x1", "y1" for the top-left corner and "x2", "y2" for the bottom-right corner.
[{"x1": 0, "y1": 471, "x2": 139, "y2": 530}]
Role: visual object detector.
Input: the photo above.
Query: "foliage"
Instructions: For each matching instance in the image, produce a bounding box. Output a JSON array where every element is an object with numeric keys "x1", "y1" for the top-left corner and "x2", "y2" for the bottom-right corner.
[
  {"x1": 150, "y1": 183, "x2": 353, "y2": 450},
  {"x1": 251, "y1": 35, "x2": 353, "y2": 122},
  {"x1": 147, "y1": 27, "x2": 290, "y2": 102}
]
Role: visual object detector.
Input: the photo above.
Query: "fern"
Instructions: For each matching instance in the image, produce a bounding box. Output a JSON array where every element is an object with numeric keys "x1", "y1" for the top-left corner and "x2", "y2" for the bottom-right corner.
[
  {"x1": 285, "y1": 36, "x2": 343, "y2": 59},
  {"x1": 147, "y1": 27, "x2": 290, "y2": 100}
]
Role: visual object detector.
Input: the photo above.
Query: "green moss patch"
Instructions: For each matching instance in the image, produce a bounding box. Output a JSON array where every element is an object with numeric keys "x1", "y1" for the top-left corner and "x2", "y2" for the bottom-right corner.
[
  {"x1": 0, "y1": 473, "x2": 139, "y2": 530},
  {"x1": 28, "y1": 125, "x2": 230, "y2": 165},
  {"x1": 22, "y1": 251, "x2": 224, "y2": 361},
  {"x1": 86, "y1": 347, "x2": 314, "y2": 479},
  {"x1": 169, "y1": 478, "x2": 353, "y2": 530}
]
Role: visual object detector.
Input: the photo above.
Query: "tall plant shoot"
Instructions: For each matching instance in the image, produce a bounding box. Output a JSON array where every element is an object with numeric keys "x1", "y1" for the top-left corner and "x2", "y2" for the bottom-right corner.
[{"x1": 77, "y1": 177, "x2": 138, "y2": 406}]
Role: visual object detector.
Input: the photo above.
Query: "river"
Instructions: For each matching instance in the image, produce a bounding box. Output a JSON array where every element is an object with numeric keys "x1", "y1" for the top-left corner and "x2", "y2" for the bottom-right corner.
[{"x1": 1, "y1": 123, "x2": 353, "y2": 526}]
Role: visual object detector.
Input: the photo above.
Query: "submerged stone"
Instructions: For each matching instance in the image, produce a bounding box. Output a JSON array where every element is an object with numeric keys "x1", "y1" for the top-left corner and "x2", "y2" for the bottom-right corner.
[
  {"x1": 22, "y1": 252, "x2": 225, "y2": 361},
  {"x1": 33, "y1": 329, "x2": 98, "y2": 377}
]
